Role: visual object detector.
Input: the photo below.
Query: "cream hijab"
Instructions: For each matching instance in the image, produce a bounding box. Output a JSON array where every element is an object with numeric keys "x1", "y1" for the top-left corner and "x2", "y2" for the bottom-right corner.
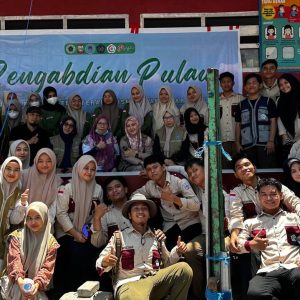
[
  {"x1": 8, "y1": 140, "x2": 31, "y2": 169},
  {"x1": 71, "y1": 155, "x2": 97, "y2": 231},
  {"x1": 180, "y1": 85, "x2": 206, "y2": 115},
  {"x1": 0, "y1": 157, "x2": 22, "y2": 227},
  {"x1": 66, "y1": 93, "x2": 87, "y2": 138},
  {"x1": 7, "y1": 202, "x2": 55, "y2": 300},
  {"x1": 128, "y1": 84, "x2": 152, "y2": 127},
  {"x1": 152, "y1": 86, "x2": 179, "y2": 132},
  {"x1": 22, "y1": 202, "x2": 52, "y2": 278},
  {"x1": 22, "y1": 148, "x2": 61, "y2": 207}
]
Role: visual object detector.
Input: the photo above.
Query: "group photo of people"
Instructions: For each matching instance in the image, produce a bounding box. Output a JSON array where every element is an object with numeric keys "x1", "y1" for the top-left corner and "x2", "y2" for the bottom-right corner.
[{"x1": 1, "y1": 56, "x2": 300, "y2": 300}]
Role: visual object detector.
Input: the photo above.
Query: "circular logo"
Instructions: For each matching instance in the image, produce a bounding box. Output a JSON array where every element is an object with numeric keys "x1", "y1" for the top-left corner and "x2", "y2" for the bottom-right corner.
[
  {"x1": 65, "y1": 44, "x2": 76, "y2": 54},
  {"x1": 96, "y1": 44, "x2": 106, "y2": 54},
  {"x1": 107, "y1": 44, "x2": 116, "y2": 54},
  {"x1": 85, "y1": 44, "x2": 95, "y2": 54}
]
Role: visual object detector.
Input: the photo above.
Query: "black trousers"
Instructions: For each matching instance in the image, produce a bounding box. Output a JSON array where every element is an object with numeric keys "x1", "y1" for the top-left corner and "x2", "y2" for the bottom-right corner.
[{"x1": 247, "y1": 267, "x2": 300, "y2": 300}]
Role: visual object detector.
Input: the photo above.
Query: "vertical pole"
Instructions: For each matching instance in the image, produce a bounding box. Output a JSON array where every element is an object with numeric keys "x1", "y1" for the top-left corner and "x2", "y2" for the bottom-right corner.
[{"x1": 206, "y1": 68, "x2": 225, "y2": 278}]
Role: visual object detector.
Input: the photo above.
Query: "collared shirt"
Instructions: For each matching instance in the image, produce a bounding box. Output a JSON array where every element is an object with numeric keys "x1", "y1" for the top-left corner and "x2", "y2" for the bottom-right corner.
[
  {"x1": 238, "y1": 209, "x2": 300, "y2": 273},
  {"x1": 91, "y1": 205, "x2": 131, "y2": 248},
  {"x1": 96, "y1": 226, "x2": 179, "y2": 294},
  {"x1": 229, "y1": 178, "x2": 300, "y2": 231},
  {"x1": 55, "y1": 182, "x2": 103, "y2": 239},
  {"x1": 261, "y1": 80, "x2": 280, "y2": 103},
  {"x1": 135, "y1": 172, "x2": 200, "y2": 231},
  {"x1": 220, "y1": 92, "x2": 244, "y2": 142}
]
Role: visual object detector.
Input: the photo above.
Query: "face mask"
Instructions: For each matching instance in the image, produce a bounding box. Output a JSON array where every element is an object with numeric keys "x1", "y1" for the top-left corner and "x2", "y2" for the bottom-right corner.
[
  {"x1": 30, "y1": 101, "x2": 40, "y2": 107},
  {"x1": 8, "y1": 110, "x2": 19, "y2": 119},
  {"x1": 47, "y1": 97, "x2": 58, "y2": 105}
]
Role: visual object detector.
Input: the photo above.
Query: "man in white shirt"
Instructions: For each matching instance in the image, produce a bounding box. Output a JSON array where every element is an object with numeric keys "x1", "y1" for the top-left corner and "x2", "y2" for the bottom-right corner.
[{"x1": 238, "y1": 178, "x2": 300, "y2": 300}]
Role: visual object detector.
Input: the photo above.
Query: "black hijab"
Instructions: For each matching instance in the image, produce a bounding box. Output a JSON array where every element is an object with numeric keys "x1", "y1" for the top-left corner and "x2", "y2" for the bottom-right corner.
[
  {"x1": 183, "y1": 107, "x2": 207, "y2": 148},
  {"x1": 42, "y1": 86, "x2": 66, "y2": 112},
  {"x1": 283, "y1": 157, "x2": 300, "y2": 198},
  {"x1": 59, "y1": 116, "x2": 77, "y2": 169},
  {"x1": 277, "y1": 74, "x2": 300, "y2": 137}
]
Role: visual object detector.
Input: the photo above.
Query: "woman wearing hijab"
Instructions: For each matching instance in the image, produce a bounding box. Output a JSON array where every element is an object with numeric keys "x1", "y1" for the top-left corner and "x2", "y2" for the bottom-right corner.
[
  {"x1": 8, "y1": 140, "x2": 31, "y2": 169},
  {"x1": 283, "y1": 157, "x2": 300, "y2": 198},
  {"x1": 50, "y1": 116, "x2": 80, "y2": 171},
  {"x1": 21, "y1": 148, "x2": 62, "y2": 225},
  {"x1": 177, "y1": 107, "x2": 207, "y2": 162},
  {"x1": 93, "y1": 89, "x2": 122, "y2": 140},
  {"x1": 180, "y1": 86, "x2": 208, "y2": 126},
  {"x1": 120, "y1": 84, "x2": 153, "y2": 136},
  {"x1": 277, "y1": 74, "x2": 300, "y2": 161},
  {"x1": 39, "y1": 86, "x2": 66, "y2": 137},
  {"x1": 66, "y1": 93, "x2": 92, "y2": 140},
  {"x1": 82, "y1": 115, "x2": 119, "y2": 171},
  {"x1": 21, "y1": 92, "x2": 43, "y2": 123},
  {"x1": 153, "y1": 108, "x2": 186, "y2": 166},
  {"x1": 118, "y1": 116, "x2": 153, "y2": 171},
  {"x1": 0, "y1": 157, "x2": 27, "y2": 273},
  {"x1": 1, "y1": 202, "x2": 59, "y2": 300},
  {"x1": 152, "y1": 86, "x2": 179, "y2": 134},
  {"x1": 0, "y1": 99, "x2": 23, "y2": 161},
  {"x1": 54, "y1": 155, "x2": 103, "y2": 296}
]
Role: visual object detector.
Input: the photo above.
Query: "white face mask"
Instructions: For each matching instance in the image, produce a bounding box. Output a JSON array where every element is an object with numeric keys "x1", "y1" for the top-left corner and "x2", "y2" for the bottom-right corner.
[
  {"x1": 8, "y1": 110, "x2": 19, "y2": 119},
  {"x1": 30, "y1": 101, "x2": 40, "y2": 107},
  {"x1": 47, "y1": 96, "x2": 58, "y2": 105}
]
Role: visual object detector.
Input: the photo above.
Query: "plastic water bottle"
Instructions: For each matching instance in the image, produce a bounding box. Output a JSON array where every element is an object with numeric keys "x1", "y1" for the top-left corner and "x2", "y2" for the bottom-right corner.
[{"x1": 23, "y1": 278, "x2": 34, "y2": 292}]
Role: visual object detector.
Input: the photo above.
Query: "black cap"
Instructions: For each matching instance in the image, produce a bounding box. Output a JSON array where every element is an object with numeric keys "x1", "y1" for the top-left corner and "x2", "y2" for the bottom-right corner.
[{"x1": 26, "y1": 106, "x2": 42, "y2": 115}]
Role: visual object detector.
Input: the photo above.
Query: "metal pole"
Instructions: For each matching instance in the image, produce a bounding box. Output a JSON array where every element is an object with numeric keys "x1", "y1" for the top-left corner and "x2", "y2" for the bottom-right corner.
[{"x1": 206, "y1": 68, "x2": 225, "y2": 278}]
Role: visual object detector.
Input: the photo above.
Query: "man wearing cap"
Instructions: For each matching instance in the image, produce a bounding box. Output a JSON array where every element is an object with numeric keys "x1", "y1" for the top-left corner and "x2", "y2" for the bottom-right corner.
[
  {"x1": 9, "y1": 106, "x2": 51, "y2": 164},
  {"x1": 96, "y1": 193, "x2": 193, "y2": 300}
]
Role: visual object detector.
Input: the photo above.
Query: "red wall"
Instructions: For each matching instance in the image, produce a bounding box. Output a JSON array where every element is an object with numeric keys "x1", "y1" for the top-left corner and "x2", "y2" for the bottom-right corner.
[{"x1": 0, "y1": 0, "x2": 258, "y2": 26}]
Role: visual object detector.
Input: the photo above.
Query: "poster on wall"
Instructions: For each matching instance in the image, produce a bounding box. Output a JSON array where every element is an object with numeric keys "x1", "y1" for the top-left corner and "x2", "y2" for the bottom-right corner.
[
  {"x1": 0, "y1": 29, "x2": 242, "y2": 111},
  {"x1": 259, "y1": 0, "x2": 300, "y2": 71}
]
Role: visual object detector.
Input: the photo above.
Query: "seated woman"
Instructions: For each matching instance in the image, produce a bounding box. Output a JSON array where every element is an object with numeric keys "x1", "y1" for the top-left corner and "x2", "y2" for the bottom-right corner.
[
  {"x1": 82, "y1": 115, "x2": 119, "y2": 172},
  {"x1": 1, "y1": 202, "x2": 59, "y2": 300},
  {"x1": 178, "y1": 108, "x2": 207, "y2": 161},
  {"x1": 152, "y1": 86, "x2": 179, "y2": 134},
  {"x1": 21, "y1": 92, "x2": 43, "y2": 123},
  {"x1": 0, "y1": 157, "x2": 27, "y2": 273},
  {"x1": 54, "y1": 155, "x2": 103, "y2": 297},
  {"x1": 39, "y1": 86, "x2": 66, "y2": 137},
  {"x1": 120, "y1": 84, "x2": 153, "y2": 136},
  {"x1": 118, "y1": 116, "x2": 153, "y2": 171},
  {"x1": 180, "y1": 85, "x2": 208, "y2": 126},
  {"x1": 8, "y1": 140, "x2": 31, "y2": 169},
  {"x1": 22, "y1": 148, "x2": 62, "y2": 225},
  {"x1": 0, "y1": 99, "x2": 22, "y2": 161},
  {"x1": 66, "y1": 93, "x2": 92, "y2": 140},
  {"x1": 93, "y1": 89, "x2": 122, "y2": 140},
  {"x1": 50, "y1": 116, "x2": 80, "y2": 172},
  {"x1": 153, "y1": 108, "x2": 186, "y2": 166}
]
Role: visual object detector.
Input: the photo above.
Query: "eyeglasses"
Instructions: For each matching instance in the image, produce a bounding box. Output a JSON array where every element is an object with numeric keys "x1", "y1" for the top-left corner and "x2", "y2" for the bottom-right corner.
[
  {"x1": 4, "y1": 167, "x2": 20, "y2": 173},
  {"x1": 163, "y1": 115, "x2": 174, "y2": 120},
  {"x1": 26, "y1": 215, "x2": 42, "y2": 222},
  {"x1": 63, "y1": 122, "x2": 74, "y2": 128}
]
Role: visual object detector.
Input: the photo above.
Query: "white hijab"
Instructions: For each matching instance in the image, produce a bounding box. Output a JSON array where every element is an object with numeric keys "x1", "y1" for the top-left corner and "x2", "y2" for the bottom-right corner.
[{"x1": 152, "y1": 86, "x2": 179, "y2": 133}]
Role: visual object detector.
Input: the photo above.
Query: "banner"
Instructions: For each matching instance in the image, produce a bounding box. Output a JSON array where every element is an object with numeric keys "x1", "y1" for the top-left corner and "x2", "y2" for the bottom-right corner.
[
  {"x1": 259, "y1": 0, "x2": 300, "y2": 71},
  {"x1": 0, "y1": 29, "x2": 241, "y2": 111}
]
